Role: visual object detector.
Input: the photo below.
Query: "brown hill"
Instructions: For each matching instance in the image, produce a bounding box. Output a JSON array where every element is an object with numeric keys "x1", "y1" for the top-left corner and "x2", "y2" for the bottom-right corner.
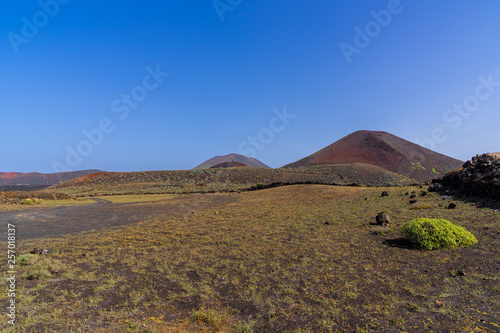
[
  {"x1": 194, "y1": 153, "x2": 270, "y2": 169},
  {"x1": 0, "y1": 170, "x2": 102, "y2": 187},
  {"x1": 283, "y1": 130, "x2": 463, "y2": 182}
]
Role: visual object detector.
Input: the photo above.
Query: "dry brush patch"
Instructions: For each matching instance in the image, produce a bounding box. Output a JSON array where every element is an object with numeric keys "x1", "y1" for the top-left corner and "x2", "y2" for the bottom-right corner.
[{"x1": 0, "y1": 185, "x2": 499, "y2": 332}]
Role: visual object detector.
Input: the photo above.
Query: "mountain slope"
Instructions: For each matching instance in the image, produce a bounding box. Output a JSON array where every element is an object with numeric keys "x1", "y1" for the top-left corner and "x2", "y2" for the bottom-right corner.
[
  {"x1": 283, "y1": 130, "x2": 463, "y2": 182},
  {"x1": 194, "y1": 153, "x2": 270, "y2": 169},
  {"x1": 0, "y1": 170, "x2": 102, "y2": 187}
]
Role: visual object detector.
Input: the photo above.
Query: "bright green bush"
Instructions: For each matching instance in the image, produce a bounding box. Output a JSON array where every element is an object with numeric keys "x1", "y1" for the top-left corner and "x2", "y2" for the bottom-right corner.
[{"x1": 400, "y1": 218, "x2": 477, "y2": 250}]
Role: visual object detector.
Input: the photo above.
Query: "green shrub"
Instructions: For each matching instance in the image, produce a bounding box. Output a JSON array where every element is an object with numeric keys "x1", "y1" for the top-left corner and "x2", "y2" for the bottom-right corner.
[
  {"x1": 19, "y1": 198, "x2": 43, "y2": 205},
  {"x1": 17, "y1": 254, "x2": 39, "y2": 266},
  {"x1": 400, "y1": 218, "x2": 477, "y2": 250},
  {"x1": 20, "y1": 198, "x2": 33, "y2": 205}
]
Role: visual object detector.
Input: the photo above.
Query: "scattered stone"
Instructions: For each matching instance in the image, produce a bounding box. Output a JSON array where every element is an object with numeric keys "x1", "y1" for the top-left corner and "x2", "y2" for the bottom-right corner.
[
  {"x1": 448, "y1": 203, "x2": 457, "y2": 209},
  {"x1": 420, "y1": 191, "x2": 428, "y2": 197},
  {"x1": 457, "y1": 270, "x2": 465, "y2": 276},
  {"x1": 30, "y1": 248, "x2": 51, "y2": 255},
  {"x1": 409, "y1": 199, "x2": 418, "y2": 204},
  {"x1": 381, "y1": 191, "x2": 389, "y2": 197},
  {"x1": 404, "y1": 192, "x2": 409, "y2": 196},
  {"x1": 324, "y1": 221, "x2": 330, "y2": 225},
  {"x1": 410, "y1": 193, "x2": 417, "y2": 199},
  {"x1": 375, "y1": 212, "x2": 390, "y2": 226}
]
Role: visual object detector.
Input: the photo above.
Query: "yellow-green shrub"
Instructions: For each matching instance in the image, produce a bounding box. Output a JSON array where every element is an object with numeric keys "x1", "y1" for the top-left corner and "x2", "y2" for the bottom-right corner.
[{"x1": 400, "y1": 218, "x2": 477, "y2": 250}]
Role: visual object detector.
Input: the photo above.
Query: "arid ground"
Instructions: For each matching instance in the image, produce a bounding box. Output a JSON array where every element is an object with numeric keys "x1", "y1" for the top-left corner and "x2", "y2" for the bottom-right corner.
[{"x1": 1, "y1": 185, "x2": 499, "y2": 332}]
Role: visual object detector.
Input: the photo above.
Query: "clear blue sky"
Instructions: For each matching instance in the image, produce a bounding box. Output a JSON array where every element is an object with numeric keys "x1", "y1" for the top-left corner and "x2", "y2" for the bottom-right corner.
[{"x1": 1, "y1": 0, "x2": 499, "y2": 173}]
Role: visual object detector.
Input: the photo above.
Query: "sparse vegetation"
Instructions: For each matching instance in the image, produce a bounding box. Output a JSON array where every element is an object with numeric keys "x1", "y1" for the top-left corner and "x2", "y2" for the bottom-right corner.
[
  {"x1": 1, "y1": 185, "x2": 498, "y2": 332},
  {"x1": 400, "y1": 218, "x2": 478, "y2": 250},
  {"x1": 20, "y1": 198, "x2": 43, "y2": 205}
]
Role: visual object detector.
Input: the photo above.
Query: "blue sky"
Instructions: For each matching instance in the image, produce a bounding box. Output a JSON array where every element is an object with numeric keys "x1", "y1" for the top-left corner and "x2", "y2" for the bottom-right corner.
[{"x1": 1, "y1": 0, "x2": 499, "y2": 173}]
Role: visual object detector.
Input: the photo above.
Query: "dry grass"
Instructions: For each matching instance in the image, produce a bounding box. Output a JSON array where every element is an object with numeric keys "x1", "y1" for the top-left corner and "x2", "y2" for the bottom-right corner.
[{"x1": 1, "y1": 185, "x2": 499, "y2": 332}]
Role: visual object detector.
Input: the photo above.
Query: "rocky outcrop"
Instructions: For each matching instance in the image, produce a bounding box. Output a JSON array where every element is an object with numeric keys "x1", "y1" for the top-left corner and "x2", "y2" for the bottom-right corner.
[{"x1": 437, "y1": 153, "x2": 500, "y2": 200}]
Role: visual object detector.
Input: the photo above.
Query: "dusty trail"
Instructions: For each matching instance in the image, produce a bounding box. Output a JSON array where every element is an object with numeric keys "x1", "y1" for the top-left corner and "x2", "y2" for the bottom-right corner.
[{"x1": 0, "y1": 194, "x2": 237, "y2": 240}]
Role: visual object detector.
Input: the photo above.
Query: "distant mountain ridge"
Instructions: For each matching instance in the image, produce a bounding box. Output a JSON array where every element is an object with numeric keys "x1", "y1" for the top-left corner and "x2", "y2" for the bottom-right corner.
[
  {"x1": 0, "y1": 170, "x2": 102, "y2": 187},
  {"x1": 194, "y1": 153, "x2": 270, "y2": 169},
  {"x1": 283, "y1": 130, "x2": 463, "y2": 182}
]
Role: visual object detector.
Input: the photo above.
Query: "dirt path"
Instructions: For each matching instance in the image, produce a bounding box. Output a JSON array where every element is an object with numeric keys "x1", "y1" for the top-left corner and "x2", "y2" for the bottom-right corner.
[{"x1": 0, "y1": 193, "x2": 237, "y2": 241}]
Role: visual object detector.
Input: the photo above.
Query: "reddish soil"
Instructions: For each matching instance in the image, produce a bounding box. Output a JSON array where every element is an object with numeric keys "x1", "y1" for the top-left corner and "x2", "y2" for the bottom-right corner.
[
  {"x1": 210, "y1": 161, "x2": 247, "y2": 168},
  {"x1": 284, "y1": 130, "x2": 463, "y2": 182}
]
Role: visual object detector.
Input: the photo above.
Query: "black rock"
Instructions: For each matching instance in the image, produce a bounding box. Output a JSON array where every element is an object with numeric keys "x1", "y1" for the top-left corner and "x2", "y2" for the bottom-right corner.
[
  {"x1": 375, "y1": 212, "x2": 390, "y2": 226},
  {"x1": 448, "y1": 203, "x2": 457, "y2": 209},
  {"x1": 410, "y1": 194, "x2": 417, "y2": 199},
  {"x1": 381, "y1": 191, "x2": 389, "y2": 197},
  {"x1": 409, "y1": 199, "x2": 418, "y2": 204}
]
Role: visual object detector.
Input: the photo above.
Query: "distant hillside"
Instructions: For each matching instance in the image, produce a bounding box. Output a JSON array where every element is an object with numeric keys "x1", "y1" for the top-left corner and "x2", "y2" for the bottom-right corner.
[
  {"x1": 0, "y1": 170, "x2": 102, "y2": 188},
  {"x1": 194, "y1": 153, "x2": 270, "y2": 169},
  {"x1": 48, "y1": 164, "x2": 411, "y2": 196},
  {"x1": 283, "y1": 130, "x2": 463, "y2": 182}
]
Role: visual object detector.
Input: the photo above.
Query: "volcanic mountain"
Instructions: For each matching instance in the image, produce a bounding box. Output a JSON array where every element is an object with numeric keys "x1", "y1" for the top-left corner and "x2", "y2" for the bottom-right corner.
[
  {"x1": 0, "y1": 169, "x2": 102, "y2": 188},
  {"x1": 283, "y1": 130, "x2": 463, "y2": 182},
  {"x1": 193, "y1": 153, "x2": 270, "y2": 169}
]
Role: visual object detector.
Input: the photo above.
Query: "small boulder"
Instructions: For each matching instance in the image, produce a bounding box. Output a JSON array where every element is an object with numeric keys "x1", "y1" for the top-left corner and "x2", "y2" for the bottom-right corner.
[
  {"x1": 409, "y1": 199, "x2": 418, "y2": 204},
  {"x1": 448, "y1": 203, "x2": 457, "y2": 209},
  {"x1": 375, "y1": 212, "x2": 390, "y2": 226},
  {"x1": 381, "y1": 191, "x2": 389, "y2": 197},
  {"x1": 30, "y1": 248, "x2": 51, "y2": 255},
  {"x1": 410, "y1": 193, "x2": 417, "y2": 199}
]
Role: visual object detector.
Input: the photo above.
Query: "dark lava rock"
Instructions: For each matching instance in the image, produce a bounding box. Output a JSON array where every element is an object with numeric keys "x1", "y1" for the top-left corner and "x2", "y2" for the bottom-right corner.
[
  {"x1": 375, "y1": 212, "x2": 390, "y2": 226},
  {"x1": 324, "y1": 221, "x2": 330, "y2": 225},
  {"x1": 448, "y1": 203, "x2": 457, "y2": 209},
  {"x1": 420, "y1": 191, "x2": 428, "y2": 197},
  {"x1": 410, "y1": 194, "x2": 417, "y2": 199},
  {"x1": 437, "y1": 153, "x2": 500, "y2": 200},
  {"x1": 409, "y1": 199, "x2": 418, "y2": 204},
  {"x1": 381, "y1": 191, "x2": 389, "y2": 197},
  {"x1": 428, "y1": 183, "x2": 443, "y2": 192}
]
